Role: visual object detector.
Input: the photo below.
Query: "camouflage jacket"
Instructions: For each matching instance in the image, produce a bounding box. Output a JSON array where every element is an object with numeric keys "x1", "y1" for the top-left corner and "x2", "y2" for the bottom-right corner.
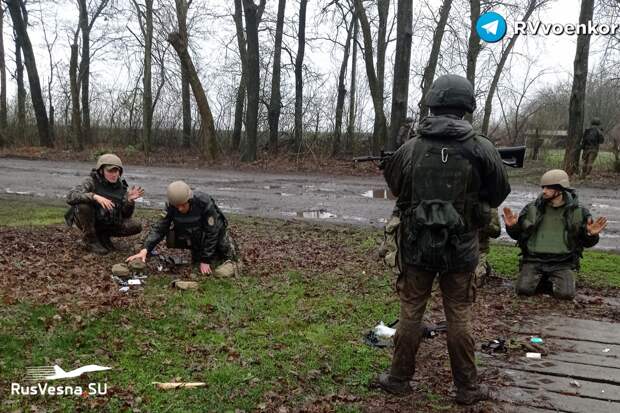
[
  {"x1": 66, "y1": 169, "x2": 135, "y2": 219},
  {"x1": 143, "y1": 192, "x2": 230, "y2": 264}
]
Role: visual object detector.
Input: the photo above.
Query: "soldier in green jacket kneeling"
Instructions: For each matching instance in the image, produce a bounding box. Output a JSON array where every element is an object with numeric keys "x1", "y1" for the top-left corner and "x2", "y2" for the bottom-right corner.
[
  {"x1": 503, "y1": 169, "x2": 607, "y2": 300},
  {"x1": 127, "y1": 181, "x2": 240, "y2": 277}
]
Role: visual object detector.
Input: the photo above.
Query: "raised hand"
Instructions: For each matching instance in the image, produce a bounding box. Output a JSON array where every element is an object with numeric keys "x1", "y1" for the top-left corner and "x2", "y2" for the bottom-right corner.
[
  {"x1": 128, "y1": 186, "x2": 145, "y2": 202},
  {"x1": 502, "y1": 207, "x2": 518, "y2": 228},
  {"x1": 587, "y1": 216, "x2": 608, "y2": 236}
]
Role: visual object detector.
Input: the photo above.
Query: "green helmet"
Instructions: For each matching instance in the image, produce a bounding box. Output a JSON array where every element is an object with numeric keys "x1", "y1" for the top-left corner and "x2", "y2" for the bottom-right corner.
[
  {"x1": 540, "y1": 169, "x2": 571, "y2": 189},
  {"x1": 591, "y1": 117, "x2": 601, "y2": 126},
  {"x1": 167, "y1": 181, "x2": 193, "y2": 205},
  {"x1": 425, "y1": 74, "x2": 476, "y2": 113},
  {"x1": 96, "y1": 153, "x2": 123, "y2": 174}
]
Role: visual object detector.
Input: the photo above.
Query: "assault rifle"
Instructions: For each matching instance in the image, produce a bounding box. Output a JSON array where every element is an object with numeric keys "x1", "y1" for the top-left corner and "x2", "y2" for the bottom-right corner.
[{"x1": 353, "y1": 145, "x2": 526, "y2": 169}]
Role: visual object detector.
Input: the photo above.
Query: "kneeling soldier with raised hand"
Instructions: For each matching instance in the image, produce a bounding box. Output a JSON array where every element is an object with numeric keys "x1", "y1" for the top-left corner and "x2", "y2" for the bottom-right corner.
[{"x1": 127, "y1": 181, "x2": 240, "y2": 277}]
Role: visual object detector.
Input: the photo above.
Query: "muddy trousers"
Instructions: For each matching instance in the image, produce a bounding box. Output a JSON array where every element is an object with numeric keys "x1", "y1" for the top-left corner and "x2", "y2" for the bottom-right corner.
[
  {"x1": 581, "y1": 149, "x2": 599, "y2": 178},
  {"x1": 73, "y1": 203, "x2": 142, "y2": 242},
  {"x1": 390, "y1": 266, "x2": 478, "y2": 391},
  {"x1": 515, "y1": 262, "x2": 575, "y2": 300}
]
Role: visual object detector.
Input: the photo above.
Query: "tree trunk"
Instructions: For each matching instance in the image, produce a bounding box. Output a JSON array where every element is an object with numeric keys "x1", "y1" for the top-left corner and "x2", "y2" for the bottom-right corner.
[
  {"x1": 418, "y1": 0, "x2": 453, "y2": 120},
  {"x1": 563, "y1": 0, "x2": 594, "y2": 176},
  {"x1": 232, "y1": 0, "x2": 247, "y2": 152},
  {"x1": 70, "y1": 42, "x2": 82, "y2": 150},
  {"x1": 294, "y1": 0, "x2": 308, "y2": 153},
  {"x1": 0, "y1": 6, "x2": 7, "y2": 130},
  {"x1": 268, "y1": 0, "x2": 286, "y2": 154},
  {"x1": 241, "y1": 0, "x2": 260, "y2": 162},
  {"x1": 481, "y1": 0, "x2": 538, "y2": 136},
  {"x1": 332, "y1": 18, "x2": 354, "y2": 157},
  {"x1": 375, "y1": 0, "x2": 388, "y2": 149},
  {"x1": 78, "y1": 0, "x2": 90, "y2": 144},
  {"x1": 175, "y1": 0, "x2": 192, "y2": 148},
  {"x1": 388, "y1": 0, "x2": 413, "y2": 150},
  {"x1": 7, "y1": 0, "x2": 51, "y2": 147},
  {"x1": 143, "y1": 0, "x2": 153, "y2": 159},
  {"x1": 345, "y1": 14, "x2": 358, "y2": 153},
  {"x1": 168, "y1": 32, "x2": 218, "y2": 161},
  {"x1": 14, "y1": 29, "x2": 25, "y2": 143},
  {"x1": 465, "y1": 0, "x2": 481, "y2": 123},
  {"x1": 354, "y1": 0, "x2": 387, "y2": 155}
]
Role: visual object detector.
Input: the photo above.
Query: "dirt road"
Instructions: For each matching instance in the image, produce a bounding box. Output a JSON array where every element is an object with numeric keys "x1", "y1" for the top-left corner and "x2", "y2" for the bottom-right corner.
[{"x1": 1, "y1": 157, "x2": 618, "y2": 251}]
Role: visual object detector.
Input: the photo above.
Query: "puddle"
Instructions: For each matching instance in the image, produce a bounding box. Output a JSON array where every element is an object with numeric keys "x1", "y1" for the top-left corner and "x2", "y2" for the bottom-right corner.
[
  {"x1": 296, "y1": 209, "x2": 337, "y2": 219},
  {"x1": 362, "y1": 189, "x2": 396, "y2": 200}
]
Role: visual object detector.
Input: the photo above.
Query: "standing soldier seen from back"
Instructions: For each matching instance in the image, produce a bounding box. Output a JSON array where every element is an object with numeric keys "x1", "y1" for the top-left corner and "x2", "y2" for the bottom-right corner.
[
  {"x1": 376, "y1": 74, "x2": 511, "y2": 405},
  {"x1": 580, "y1": 118, "x2": 605, "y2": 179},
  {"x1": 65, "y1": 154, "x2": 144, "y2": 255},
  {"x1": 503, "y1": 169, "x2": 607, "y2": 300},
  {"x1": 127, "y1": 181, "x2": 240, "y2": 277}
]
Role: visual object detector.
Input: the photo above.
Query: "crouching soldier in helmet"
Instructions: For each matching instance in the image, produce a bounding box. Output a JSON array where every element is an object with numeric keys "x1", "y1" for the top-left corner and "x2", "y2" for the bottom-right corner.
[
  {"x1": 65, "y1": 154, "x2": 144, "y2": 254},
  {"x1": 127, "y1": 181, "x2": 240, "y2": 277},
  {"x1": 503, "y1": 169, "x2": 607, "y2": 300}
]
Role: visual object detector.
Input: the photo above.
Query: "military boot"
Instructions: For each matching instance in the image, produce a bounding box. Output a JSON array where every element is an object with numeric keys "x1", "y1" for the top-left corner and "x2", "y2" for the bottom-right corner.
[
  {"x1": 84, "y1": 235, "x2": 109, "y2": 255},
  {"x1": 375, "y1": 372, "x2": 412, "y2": 396},
  {"x1": 98, "y1": 232, "x2": 116, "y2": 251},
  {"x1": 455, "y1": 384, "x2": 491, "y2": 405}
]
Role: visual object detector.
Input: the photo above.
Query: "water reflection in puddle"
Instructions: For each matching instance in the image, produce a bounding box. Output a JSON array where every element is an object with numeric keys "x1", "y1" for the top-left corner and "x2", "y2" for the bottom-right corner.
[
  {"x1": 362, "y1": 189, "x2": 396, "y2": 200},
  {"x1": 296, "y1": 209, "x2": 337, "y2": 219}
]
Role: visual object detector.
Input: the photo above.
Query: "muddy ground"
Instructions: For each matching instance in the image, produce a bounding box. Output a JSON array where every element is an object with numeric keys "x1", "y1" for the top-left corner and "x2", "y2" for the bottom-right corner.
[{"x1": 1, "y1": 157, "x2": 618, "y2": 251}]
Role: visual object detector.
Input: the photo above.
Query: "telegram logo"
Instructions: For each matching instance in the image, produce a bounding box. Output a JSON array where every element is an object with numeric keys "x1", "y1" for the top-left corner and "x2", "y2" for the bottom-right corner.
[{"x1": 476, "y1": 12, "x2": 507, "y2": 43}]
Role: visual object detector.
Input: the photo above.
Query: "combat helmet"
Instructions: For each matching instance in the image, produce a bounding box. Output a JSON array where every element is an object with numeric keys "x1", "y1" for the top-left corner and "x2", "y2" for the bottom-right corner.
[
  {"x1": 96, "y1": 153, "x2": 123, "y2": 174},
  {"x1": 540, "y1": 169, "x2": 571, "y2": 190},
  {"x1": 425, "y1": 74, "x2": 476, "y2": 113},
  {"x1": 167, "y1": 181, "x2": 193, "y2": 205},
  {"x1": 591, "y1": 117, "x2": 601, "y2": 126}
]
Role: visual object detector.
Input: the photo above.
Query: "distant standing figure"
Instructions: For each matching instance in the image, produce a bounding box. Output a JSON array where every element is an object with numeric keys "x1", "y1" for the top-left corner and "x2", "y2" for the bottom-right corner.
[{"x1": 580, "y1": 118, "x2": 605, "y2": 178}]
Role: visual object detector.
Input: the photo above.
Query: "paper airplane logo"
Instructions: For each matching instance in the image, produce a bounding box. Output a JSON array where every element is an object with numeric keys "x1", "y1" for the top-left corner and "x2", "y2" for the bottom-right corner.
[
  {"x1": 476, "y1": 12, "x2": 507, "y2": 43},
  {"x1": 482, "y1": 20, "x2": 499, "y2": 36},
  {"x1": 25, "y1": 365, "x2": 111, "y2": 381}
]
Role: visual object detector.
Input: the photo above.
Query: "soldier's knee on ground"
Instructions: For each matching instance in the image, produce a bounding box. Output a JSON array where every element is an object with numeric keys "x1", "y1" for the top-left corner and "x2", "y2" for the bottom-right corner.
[
  {"x1": 212, "y1": 260, "x2": 241, "y2": 277},
  {"x1": 515, "y1": 278, "x2": 538, "y2": 296}
]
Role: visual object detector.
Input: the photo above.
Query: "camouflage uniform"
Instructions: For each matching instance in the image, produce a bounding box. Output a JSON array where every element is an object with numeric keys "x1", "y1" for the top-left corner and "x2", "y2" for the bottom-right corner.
[
  {"x1": 65, "y1": 170, "x2": 142, "y2": 251},
  {"x1": 580, "y1": 121, "x2": 604, "y2": 178},
  {"x1": 506, "y1": 190, "x2": 599, "y2": 300},
  {"x1": 143, "y1": 191, "x2": 240, "y2": 277},
  {"x1": 475, "y1": 208, "x2": 501, "y2": 287}
]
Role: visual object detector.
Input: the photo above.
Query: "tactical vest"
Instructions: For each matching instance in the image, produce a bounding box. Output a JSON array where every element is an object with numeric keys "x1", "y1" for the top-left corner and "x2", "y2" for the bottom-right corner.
[
  {"x1": 166, "y1": 201, "x2": 203, "y2": 248},
  {"x1": 403, "y1": 135, "x2": 484, "y2": 270},
  {"x1": 582, "y1": 127, "x2": 602, "y2": 149},
  {"x1": 92, "y1": 175, "x2": 127, "y2": 226}
]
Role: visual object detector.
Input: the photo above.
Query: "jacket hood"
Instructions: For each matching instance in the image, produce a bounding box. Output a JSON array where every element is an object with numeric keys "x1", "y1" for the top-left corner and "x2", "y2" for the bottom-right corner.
[{"x1": 417, "y1": 115, "x2": 474, "y2": 141}]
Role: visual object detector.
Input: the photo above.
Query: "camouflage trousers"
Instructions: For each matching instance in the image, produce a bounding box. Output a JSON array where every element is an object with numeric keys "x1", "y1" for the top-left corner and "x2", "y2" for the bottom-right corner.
[
  {"x1": 581, "y1": 149, "x2": 599, "y2": 178},
  {"x1": 389, "y1": 266, "x2": 479, "y2": 392},
  {"x1": 70, "y1": 203, "x2": 142, "y2": 242},
  {"x1": 515, "y1": 262, "x2": 575, "y2": 300},
  {"x1": 474, "y1": 251, "x2": 490, "y2": 288},
  {"x1": 381, "y1": 215, "x2": 400, "y2": 275}
]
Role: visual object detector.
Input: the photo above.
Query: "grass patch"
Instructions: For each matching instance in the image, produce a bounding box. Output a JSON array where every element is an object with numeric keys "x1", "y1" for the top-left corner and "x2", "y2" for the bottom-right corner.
[{"x1": 543, "y1": 149, "x2": 615, "y2": 171}]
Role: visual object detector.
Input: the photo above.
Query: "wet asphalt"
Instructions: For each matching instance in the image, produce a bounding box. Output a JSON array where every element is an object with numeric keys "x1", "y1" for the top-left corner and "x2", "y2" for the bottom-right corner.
[{"x1": 1, "y1": 157, "x2": 618, "y2": 251}]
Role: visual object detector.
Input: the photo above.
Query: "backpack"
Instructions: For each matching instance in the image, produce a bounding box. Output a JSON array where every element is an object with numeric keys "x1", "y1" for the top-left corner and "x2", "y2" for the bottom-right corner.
[
  {"x1": 402, "y1": 136, "x2": 485, "y2": 270},
  {"x1": 582, "y1": 127, "x2": 602, "y2": 148}
]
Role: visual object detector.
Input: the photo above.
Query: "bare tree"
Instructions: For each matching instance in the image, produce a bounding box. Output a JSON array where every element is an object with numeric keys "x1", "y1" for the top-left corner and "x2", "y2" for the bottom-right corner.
[
  {"x1": 268, "y1": 0, "x2": 286, "y2": 153},
  {"x1": 175, "y1": 0, "x2": 192, "y2": 148},
  {"x1": 77, "y1": 0, "x2": 110, "y2": 144},
  {"x1": 354, "y1": 0, "x2": 387, "y2": 154},
  {"x1": 418, "y1": 0, "x2": 453, "y2": 119},
  {"x1": 69, "y1": 33, "x2": 82, "y2": 149},
  {"x1": 563, "y1": 0, "x2": 594, "y2": 176},
  {"x1": 6, "y1": 0, "x2": 52, "y2": 147},
  {"x1": 241, "y1": 0, "x2": 261, "y2": 161},
  {"x1": 232, "y1": 0, "x2": 247, "y2": 152},
  {"x1": 332, "y1": 13, "x2": 354, "y2": 157},
  {"x1": 464, "y1": 0, "x2": 481, "y2": 122},
  {"x1": 345, "y1": 9, "x2": 358, "y2": 153},
  {"x1": 0, "y1": 5, "x2": 7, "y2": 130},
  {"x1": 294, "y1": 0, "x2": 309, "y2": 152},
  {"x1": 168, "y1": 32, "x2": 217, "y2": 160},
  {"x1": 387, "y1": 0, "x2": 413, "y2": 151}
]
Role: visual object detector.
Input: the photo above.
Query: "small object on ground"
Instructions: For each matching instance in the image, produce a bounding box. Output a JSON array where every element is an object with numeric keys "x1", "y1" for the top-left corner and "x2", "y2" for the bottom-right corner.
[
  {"x1": 112, "y1": 275, "x2": 128, "y2": 286},
  {"x1": 422, "y1": 320, "x2": 447, "y2": 338},
  {"x1": 172, "y1": 280, "x2": 199, "y2": 290},
  {"x1": 603, "y1": 348, "x2": 611, "y2": 353},
  {"x1": 119, "y1": 286, "x2": 130, "y2": 293},
  {"x1": 530, "y1": 337, "x2": 544, "y2": 344},
  {"x1": 374, "y1": 321, "x2": 396, "y2": 338},
  {"x1": 128, "y1": 259, "x2": 146, "y2": 272},
  {"x1": 364, "y1": 319, "x2": 398, "y2": 348},
  {"x1": 127, "y1": 279, "x2": 141, "y2": 286},
  {"x1": 152, "y1": 382, "x2": 206, "y2": 390},
  {"x1": 481, "y1": 339, "x2": 507, "y2": 353},
  {"x1": 569, "y1": 380, "x2": 581, "y2": 388},
  {"x1": 111, "y1": 263, "x2": 130, "y2": 277},
  {"x1": 526, "y1": 352, "x2": 542, "y2": 359}
]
